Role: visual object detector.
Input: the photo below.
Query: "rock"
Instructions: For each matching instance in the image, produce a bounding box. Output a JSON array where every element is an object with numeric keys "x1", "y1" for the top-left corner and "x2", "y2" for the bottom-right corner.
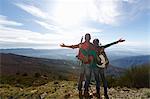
[
  {"x1": 1, "y1": 81, "x2": 150, "y2": 99},
  {"x1": 122, "y1": 87, "x2": 130, "y2": 91},
  {"x1": 41, "y1": 75, "x2": 48, "y2": 80},
  {"x1": 54, "y1": 81, "x2": 59, "y2": 84},
  {"x1": 8, "y1": 96, "x2": 13, "y2": 99},
  {"x1": 19, "y1": 88, "x2": 23, "y2": 91},
  {"x1": 61, "y1": 84, "x2": 65, "y2": 87},
  {"x1": 30, "y1": 90, "x2": 37, "y2": 93},
  {"x1": 40, "y1": 92, "x2": 47, "y2": 99},
  {"x1": 120, "y1": 90, "x2": 124, "y2": 93},
  {"x1": 64, "y1": 93, "x2": 70, "y2": 99}
]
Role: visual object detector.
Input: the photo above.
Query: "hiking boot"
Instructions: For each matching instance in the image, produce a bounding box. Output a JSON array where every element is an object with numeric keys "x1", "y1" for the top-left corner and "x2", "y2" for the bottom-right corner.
[
  {"x1": 96, "y1": 93, "x2": 100, "y2": 98},
  {"x1": 79, "y1": 91, "x2": 83, "y2": 99},
  {"x1": 104, "y1": 94, "x2": 109, "y2": 99},
  {"x1": 93, "y1": 92, "x2": 101, "y2": 99},
  {"x1": 84, "y1": 91, "x2": 89, "y2": 98}
]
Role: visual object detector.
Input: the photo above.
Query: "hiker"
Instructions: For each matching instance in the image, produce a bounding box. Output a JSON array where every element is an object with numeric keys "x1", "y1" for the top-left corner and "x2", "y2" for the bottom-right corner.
[
  {"x1": 92, "y1": 38, "x2": 125, "y2": 99},
  {"x1": 60, "y1": 33, "x2": 96, "y2": 98}
]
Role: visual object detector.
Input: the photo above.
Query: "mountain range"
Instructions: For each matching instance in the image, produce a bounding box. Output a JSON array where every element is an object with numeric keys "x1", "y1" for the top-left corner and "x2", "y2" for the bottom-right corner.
[
  {"x1": 1, "y1": 48, "x2": 150, "y2": 68},
  {"x1": 111, "y1": 55, "x2": 150, "y2": 68},
  {"x1": 0, "y1": 53, "x2": 79, "y2": 81},
  {"x1": 0, "y1": 53, "x2": 125, "y2": 77}
]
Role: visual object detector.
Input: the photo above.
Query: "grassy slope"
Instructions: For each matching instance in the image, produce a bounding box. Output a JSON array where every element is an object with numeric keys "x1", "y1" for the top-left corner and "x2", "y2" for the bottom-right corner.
[{"x1": 0, "y1": 81, "x2": 150, "y2": 99}]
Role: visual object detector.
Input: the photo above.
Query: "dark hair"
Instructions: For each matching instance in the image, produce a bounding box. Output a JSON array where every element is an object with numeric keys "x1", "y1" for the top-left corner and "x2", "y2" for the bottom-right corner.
[
  {"x1": 93, "y1": 39, "x2": 99, "y2": 44},
  {"x1": 85, "y1": 33, "x2": 91, "y2": 41}
]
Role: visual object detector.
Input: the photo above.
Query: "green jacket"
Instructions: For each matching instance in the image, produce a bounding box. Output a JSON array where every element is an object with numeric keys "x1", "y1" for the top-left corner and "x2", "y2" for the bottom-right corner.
[{"x1": 80, "y1": 48, "x2": 97, "y2": 68}]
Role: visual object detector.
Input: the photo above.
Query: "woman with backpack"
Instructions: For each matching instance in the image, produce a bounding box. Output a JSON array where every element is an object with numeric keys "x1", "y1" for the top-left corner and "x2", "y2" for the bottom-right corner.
[{"x1": 92, "y1": 38, "x2": 125, "y2": 99}]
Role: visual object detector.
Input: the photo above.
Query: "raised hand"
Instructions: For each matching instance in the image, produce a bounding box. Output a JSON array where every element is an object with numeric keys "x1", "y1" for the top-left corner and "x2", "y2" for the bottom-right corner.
[
  {"x1": 117, "y1": 38, "x2": 125, "y2": 43},
  {"x1": 60, "y1": 43, "x2": 66, "y2": 47}
]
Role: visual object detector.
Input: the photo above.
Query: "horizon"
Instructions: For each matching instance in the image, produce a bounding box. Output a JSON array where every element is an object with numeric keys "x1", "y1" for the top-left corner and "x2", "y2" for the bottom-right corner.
[{"x1": 1, "y1": 47, "x2": 150, "y2": 55}]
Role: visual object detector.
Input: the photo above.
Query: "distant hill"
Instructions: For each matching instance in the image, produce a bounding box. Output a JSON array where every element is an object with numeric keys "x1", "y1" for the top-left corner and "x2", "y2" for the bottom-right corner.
[
  {"x1": 0, "y1": 53, "x2": 79, "y2": 81},
  {"x1": 111, "y1": 55, "x2": 150, "y2": 68},
  {"x1": 0, "y1": 53, "x2": 124, "y2": 77},
  {"x1": 1, "y1": 48, "x2": 150, "y2": 69},
  {"x1": 0, "y1": 48, "x2": 77, "y2": 60},
  {"x1": 105, "y1": 65, "x2": 125, "y2": 76}
]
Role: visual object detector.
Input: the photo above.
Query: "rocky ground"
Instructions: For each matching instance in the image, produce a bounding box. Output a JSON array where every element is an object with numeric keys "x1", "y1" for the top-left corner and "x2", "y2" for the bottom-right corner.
[{"x1": 0, "y1": 81, "x2": 150, "y2": 99}]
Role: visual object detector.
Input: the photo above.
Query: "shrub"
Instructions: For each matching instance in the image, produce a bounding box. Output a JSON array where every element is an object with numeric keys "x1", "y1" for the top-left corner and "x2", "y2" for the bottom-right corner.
[
  {"x1": 22, "y1": 73, "x2": 28, "y2": 76},
  {"x1": 16, "y1": 72, "x2": 20, "y2": 75},
  {"x1": 118, "y1": 65, "x2": 149, "y2": 88},
  {"x1": 34, "y1": 73, "x2": 41, "y2": 78},
  {"x1": 107, "y1": 64, "x2": 150, "y2": 88}
]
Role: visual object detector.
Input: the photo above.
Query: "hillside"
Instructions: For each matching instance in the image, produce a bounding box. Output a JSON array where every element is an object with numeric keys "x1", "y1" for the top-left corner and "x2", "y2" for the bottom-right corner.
[
  {"x1": 0, "y1": 53, "x2": 150, "y2": 98},
  {"x1": 0, "y1": 81, "x2": 149, "y2": 99},
  {"x1": 111, "y1": 55, "x2": 150, "y2": 68},
  {"x1": 1, "y1": 48, "x2": 150, "y2": 69},
  {"x1": 0, "y1": 53, "x2": 124, "y2": 76},
  {"x1": 0, "y1": 53, "x2": 124, "y2": 88},
  {"x1": 0, "y1": 53, "x2": 80, "y2": 88},
  {"x1": 0, "y1": 53, "x2": 77, "y2": 74}
]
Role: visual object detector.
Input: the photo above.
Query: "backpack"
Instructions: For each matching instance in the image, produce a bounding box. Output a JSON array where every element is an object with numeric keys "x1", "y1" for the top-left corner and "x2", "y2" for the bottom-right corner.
[
  {"x1": 77, "y1": 42, "x2": 95, "y2": 64},
  {"x1": 96, "y1": 48, "x2": 109, "y2": 68}
]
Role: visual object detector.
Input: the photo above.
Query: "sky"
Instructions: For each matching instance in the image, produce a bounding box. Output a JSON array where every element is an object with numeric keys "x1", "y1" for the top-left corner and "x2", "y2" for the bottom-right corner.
[{"x1": 0, "y1": 0, "x2": 149, "y2": 52}]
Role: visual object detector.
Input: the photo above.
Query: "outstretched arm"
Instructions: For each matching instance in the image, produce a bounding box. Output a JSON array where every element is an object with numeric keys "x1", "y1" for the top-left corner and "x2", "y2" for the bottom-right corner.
[
  {"x1": 102, "y1": 38, "x2": 125, "y2": 48},
  {"x1": 60, "y1": 43, "x2": 79, "y2": 49}
]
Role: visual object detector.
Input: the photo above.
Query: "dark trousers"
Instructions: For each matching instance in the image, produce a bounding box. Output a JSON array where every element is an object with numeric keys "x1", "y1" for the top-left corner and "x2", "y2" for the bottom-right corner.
[
  {"x1": 78, "y1": 63, "x2": 91, "y2": 92},
  {"x1": 93, "y1": 67, "x2": 108, "y2": 95}
]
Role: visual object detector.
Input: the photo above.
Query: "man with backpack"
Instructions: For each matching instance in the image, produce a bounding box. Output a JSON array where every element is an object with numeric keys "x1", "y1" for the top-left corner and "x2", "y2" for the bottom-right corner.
[
  {"x1": 92, "y1": 38, "x2": 125, "y2": 99},
  {"x1": 60, "y1": 33, "x2": 96, "y2": 98}
]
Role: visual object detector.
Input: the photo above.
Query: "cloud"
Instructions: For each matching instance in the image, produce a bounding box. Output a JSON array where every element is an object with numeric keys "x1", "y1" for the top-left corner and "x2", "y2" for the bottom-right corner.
[
  {"x1": 87, "y1": 0, "x2": 121, "y2": 25},
  {"x1": 85, "y1": 0, "x2": 149, "y2": 25},
  {"x1": 2, "y1": 0, "x2": 147, "y2": 49},
  {"x1": 15, "y1": 3, "x2": 50, "y2": 20},
  {"x1": 118, "y1": 0, "x2": 149, "y2": 21},
  {"x1": 0, "y1": 22, "x2": 103, "y2": 49},
  {"x1": 35, "y1": 20, "x2": 61, "y2": 31},
  {"x1": 0, "y1": 14, "x2": 102, "y2": 49},
  {"x1": 0, "y1": 18, "x2": 147, "y2": 50},
  {"x1": 15, "y1": 0, "x2": 121, "y2": 26},
  {"x1": 0, "y1": 15, "x2": 23, "y2": 26},
  {"x1": 0, "y1": 25, "x2": 64, "y2": 49},
  {"x1": 15, "y1": 0, "x2": 149, "y2": 27},
  {"x1": 52, "y1": 0, "x2": 121, "y2": 25},
  {"x1": 0, "y1": 15, "x2": 60, "y2": 49},
  {"x1": 35, "y1": 19, "x2": 102, "y2": 33},
  {"x1": 0, "y1": 25, "x2": 60, "y2": 43}
]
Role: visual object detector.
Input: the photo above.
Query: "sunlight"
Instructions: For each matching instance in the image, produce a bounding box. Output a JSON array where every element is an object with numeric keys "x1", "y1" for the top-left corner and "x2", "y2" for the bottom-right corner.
[{"x1": 52, "y1": 0, "x2": 91, "y2": 27}]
